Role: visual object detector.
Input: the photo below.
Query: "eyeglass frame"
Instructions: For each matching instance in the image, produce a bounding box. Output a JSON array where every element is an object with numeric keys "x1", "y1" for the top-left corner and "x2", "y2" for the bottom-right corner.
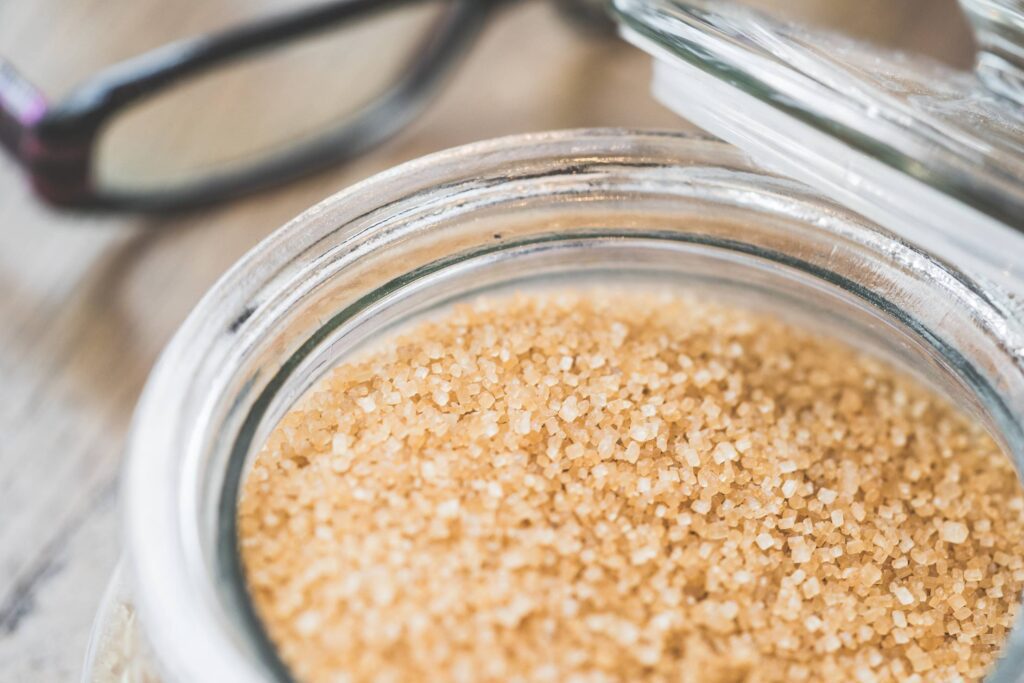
[{"x1": 0, "y1": 0, "x2": 512, "y2": 213}]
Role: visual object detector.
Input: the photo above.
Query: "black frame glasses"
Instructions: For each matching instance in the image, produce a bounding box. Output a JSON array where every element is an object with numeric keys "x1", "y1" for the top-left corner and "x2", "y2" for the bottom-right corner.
[{"x1": 0, "y1": 0, "x2": 611, "y2": 212}]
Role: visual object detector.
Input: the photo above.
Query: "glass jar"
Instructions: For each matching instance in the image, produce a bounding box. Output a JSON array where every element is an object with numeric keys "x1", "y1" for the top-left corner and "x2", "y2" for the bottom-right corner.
[{"x1": 82, "y1": 129, "x2": 1024, "y2": 683}]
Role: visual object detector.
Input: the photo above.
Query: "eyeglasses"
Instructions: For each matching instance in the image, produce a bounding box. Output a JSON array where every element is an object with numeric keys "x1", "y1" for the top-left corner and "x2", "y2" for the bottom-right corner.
[{"x1": 0, "y1": 0, "x2": 612, "y2": 212}]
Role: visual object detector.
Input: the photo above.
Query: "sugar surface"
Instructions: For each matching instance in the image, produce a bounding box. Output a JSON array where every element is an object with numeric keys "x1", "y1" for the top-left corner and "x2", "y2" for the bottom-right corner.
[{"x1": 239, "y1": 290, "x2": 1024, "y2": 682}]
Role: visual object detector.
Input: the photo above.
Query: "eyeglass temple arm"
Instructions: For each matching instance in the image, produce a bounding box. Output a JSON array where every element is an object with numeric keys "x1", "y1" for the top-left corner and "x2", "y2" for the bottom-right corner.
[{"x1": 0, "y1": 59, "x2": 48, "y2": 159}]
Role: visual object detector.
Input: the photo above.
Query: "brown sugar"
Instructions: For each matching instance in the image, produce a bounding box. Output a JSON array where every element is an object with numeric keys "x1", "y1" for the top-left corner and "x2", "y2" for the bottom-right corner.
[{"x1": 237, "y1": 289, "x2": 1024, "y2": 682}]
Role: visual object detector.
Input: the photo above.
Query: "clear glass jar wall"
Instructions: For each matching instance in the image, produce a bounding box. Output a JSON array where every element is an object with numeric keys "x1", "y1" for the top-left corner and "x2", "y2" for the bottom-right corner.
[{"x1": 84, "y1": 130, "x2": 1024, "y2": 683}]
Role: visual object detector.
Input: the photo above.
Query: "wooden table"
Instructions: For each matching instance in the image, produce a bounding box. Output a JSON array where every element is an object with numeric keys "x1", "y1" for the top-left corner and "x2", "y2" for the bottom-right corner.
[{"x1": 0, "y1": 1, "x2": 972, "y2": 680}]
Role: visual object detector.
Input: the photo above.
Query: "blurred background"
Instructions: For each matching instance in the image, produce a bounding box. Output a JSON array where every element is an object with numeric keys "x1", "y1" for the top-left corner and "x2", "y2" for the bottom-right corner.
[{"x1": 0, "y1": 0, "x2": 975, "y2": 680}]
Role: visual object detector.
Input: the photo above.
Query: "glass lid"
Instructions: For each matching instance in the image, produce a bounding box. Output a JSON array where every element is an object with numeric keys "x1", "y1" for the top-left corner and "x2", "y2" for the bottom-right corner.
[{"x1": 614, "y1": 0, "x2": 1024, "y2": 292}]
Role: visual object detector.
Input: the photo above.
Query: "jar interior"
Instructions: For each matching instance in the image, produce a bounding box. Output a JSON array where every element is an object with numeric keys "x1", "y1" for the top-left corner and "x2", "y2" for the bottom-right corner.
[{"x1": 220, "y1": 239, "x2": 1024, "y2": 681}]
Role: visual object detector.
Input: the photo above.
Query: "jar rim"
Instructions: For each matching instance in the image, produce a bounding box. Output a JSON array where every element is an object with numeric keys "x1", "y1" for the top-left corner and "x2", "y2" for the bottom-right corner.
[{"x1": 122, "y1": 128, "x2": 1024, "y2": 683}]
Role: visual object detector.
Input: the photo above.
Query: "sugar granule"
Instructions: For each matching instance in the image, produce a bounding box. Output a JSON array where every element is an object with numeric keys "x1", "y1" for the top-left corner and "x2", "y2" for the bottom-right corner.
[{"x1": 238, "y1": 289, "x2": 1024, "y2": 683}]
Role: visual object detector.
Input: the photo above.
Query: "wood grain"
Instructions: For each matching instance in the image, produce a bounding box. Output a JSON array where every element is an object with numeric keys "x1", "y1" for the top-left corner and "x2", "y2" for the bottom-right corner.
[{"x1": 0, "y1": 1, "x2": 973, "y2": 681}]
